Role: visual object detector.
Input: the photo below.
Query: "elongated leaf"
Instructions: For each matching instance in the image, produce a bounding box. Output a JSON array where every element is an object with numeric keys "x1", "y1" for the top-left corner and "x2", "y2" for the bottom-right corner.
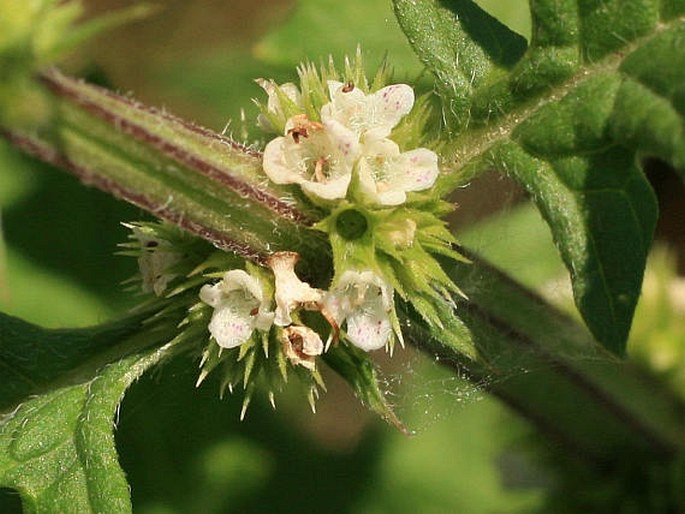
[
  {"x1": 0, "y1": 311, "x2": 182, "y2": 513},
  {"x1": 395, "y1": 0, "x2": 685, "y2": 353}
]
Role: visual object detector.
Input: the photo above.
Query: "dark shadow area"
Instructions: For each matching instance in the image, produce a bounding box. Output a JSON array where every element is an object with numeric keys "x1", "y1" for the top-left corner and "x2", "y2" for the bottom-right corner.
[
  {"x1": 3, "y1": 154, "x2": 145, "y2": 311},
  {"x1": 116, "y1": 355, "x2": 384, "y2": 514},
  {"x1": 0, "y1": 487, "x2": 23, "y2": 513},
  {"x1": 645, "y1": 158, "x2": 685, "y2": 274}
]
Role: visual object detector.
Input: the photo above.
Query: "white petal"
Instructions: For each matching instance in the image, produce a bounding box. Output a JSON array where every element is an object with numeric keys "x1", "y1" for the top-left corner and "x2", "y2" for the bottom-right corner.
[
  {"x1": 301, "y1": 118, "x2": 358, "y2": 199},
  {"x1": 375, "y1": 189, "x2": 407, "y2": 206},
  {"x1": 358, "y1": 143, "x2": 439, "y2": 206},
  {"x1": 200, "y1": 269, "x2": 274, "y2": 348},
  {"x1": 325, "y1": 80, "x2": 366, "y2": 114},
  {"x1": 366, "y1": 84, "x2": 414, "y2": 138},
  {"x1": 256, "y1": 79, "x2": 302, "y2": 132},
  {"x1": 255, "y1": 310, "x2": 276, "y2": 331},
  {"x1": 346, "y1": 279, "x2": 393, "y2": 351},
  {"x1": 301, "y1": 173, "x2": 351, "y2": 200},
  {"x1": 263, "y1": 137, "x2": 302, "y2": 185},
  {"x1": 256, "y1": 79, "x2": 302, "y2": 113},
  {"x1": 347, "y1": 310, "x2": 392, "y2": 351},
  {"x1": 207, "y1": 302, "x2": 254, "y2": 349},
  {"x1": 279, "y1": 82, "x2": 302, "y2": 106},
  {"x1": 330, "y1": 270, "x2": 394, "y2": 351},
  {"x1": 362, "y1": 136, "x2": 400, "y2": 158},
  {"x1": 322, "y1": 289, "x2": 346, "y2": 324},
  {"x1": 221, "y1": 269, "x2": 264, "y2": 303},
  {"x1": 356, "y1": 138, "x2": 402, "y2": 204},
  {"x1": 326, "y1": 80, "x2": 345, "y2": 100},
  {"x1": 393, "y1": 148, "x2": 439, "y2": 192},
  {"x1": 199, "y1": 282, "x2": 224, "y2": 308},
  {"x1": 324, "y1": 117, "x2": 360, "y2": 163}
]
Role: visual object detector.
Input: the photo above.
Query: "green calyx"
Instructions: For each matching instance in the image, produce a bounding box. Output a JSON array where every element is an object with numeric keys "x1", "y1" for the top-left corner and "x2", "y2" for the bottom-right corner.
[
  {"x1": 316, "y1": 199, "x2": 475, "y2": 358},
  {"x1": 334, "y1": 208, "x2": 369, "y2": 241}
]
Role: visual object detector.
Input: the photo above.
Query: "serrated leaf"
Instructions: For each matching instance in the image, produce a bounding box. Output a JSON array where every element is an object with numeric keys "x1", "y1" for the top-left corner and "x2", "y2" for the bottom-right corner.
[
  {"x1": 395, "y1": 0, "x2": 685, "y2": 354},
  {"x1": 0, "y1": 311, "x2": 181, "y2": 513},
  {"x1": 393, "y1": 0, "x2": 527, "y2": 129}
]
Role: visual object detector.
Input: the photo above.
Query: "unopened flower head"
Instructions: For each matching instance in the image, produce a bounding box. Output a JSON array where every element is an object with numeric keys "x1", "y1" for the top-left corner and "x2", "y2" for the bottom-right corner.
[
  {"x1": 255, "y1": 79, "x2": 303, "y2": 133},
  {"x1": 130, "y1": 226, "x2": 182, "y2": 296},
  {"x1": 282, "y1": 325, "x2": 324, "y2": 370}
]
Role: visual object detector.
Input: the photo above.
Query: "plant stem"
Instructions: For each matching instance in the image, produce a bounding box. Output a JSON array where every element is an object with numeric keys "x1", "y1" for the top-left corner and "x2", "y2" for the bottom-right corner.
[
  {"x1": 2, "y1": 71, "x2": 684, "y2": 465},
  {"x1": 410, "y1": 248, "x2": 685, "y2": 464}
]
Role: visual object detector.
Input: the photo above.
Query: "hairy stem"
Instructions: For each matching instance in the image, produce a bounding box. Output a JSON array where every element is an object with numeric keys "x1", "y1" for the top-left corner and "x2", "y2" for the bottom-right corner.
[{"x1": 3, "y1": 70, "x2": 328, "y2": 268}]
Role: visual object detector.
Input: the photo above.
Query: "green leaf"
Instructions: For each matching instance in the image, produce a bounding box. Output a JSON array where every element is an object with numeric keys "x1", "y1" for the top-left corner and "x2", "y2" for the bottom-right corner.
[
  {"x1": 0, "y1": 312, "x2": 146, "y2": 409},
  {"x1": 395, "y1": 0, "x2": 685, "y2": 353},
  {"x1": 0, "y1": 311, "x2": 182, "y2": 513},
  {"x1": 393, "y1": 0, "x2": 527, "y2": 130}
]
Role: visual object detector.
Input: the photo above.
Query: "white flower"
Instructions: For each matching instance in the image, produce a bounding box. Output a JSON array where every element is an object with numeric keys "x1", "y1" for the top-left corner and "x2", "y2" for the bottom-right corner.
[
  {"x1": 324, "y1": 270, "x2": 394, "y2": 351},
  {"x1": 266, "y1": 252, "x2": 324, "y2": 326},
  {"x1": 321, "y1": 80, "x2": 439, "y2": 205},
  {"x1": 256, "y1": 79, "x2": 302, "y2": 132},
  {"x1": 282, "y1": 325, "x2": 324, "y2": 370},
  {"x1": 263, "y1": 114, "x2": 359, "y2": 200},
  {"x1": 199, "y1": 270, "x2": 274, "y2": 349},
  {"x1": 322, "y1": 81, "x2": 414, "y2": 140},
  {"x1": 357, "y1": 138, "x2": 439, "y2": 206}
]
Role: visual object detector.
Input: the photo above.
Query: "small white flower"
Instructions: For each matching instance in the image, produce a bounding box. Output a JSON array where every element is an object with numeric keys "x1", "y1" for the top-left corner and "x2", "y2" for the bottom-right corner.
[
  {"x1": 199, "y1": 270, "x2": 274, "y2": 349},
  {"x1": 131, "y1": 228, "x2": 181, "y2": 296},
  {"x1": 282, "y1": 325, "x2": 324, "y2": 370},
  {"x1": 266, "y1": 251, "x2": 324, "y2": 326},
  {"x1": 255, "y1": 79, "x2": 302, "y2": 132},
  {"x1": 325, "y1": 270, "x2": 394, "y2": 351},
  {"x1": 322, "y1": 81, "x2": 414, "y2": 140},
  {"x1": 263, "y1": 114, "x2": 359, "y2": 200},
  {"x1": 357, "y1": 138, "x2": 439, "y2": 206}
]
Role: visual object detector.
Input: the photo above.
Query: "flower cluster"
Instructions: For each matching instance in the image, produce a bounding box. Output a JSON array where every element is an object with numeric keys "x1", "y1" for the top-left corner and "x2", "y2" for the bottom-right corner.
[
  {"x1": 199, "y1": 252, "x2": 400, "y2": 372},
  {"x1": 117, "y1": 56, "x2": 470, "y2": 422},
  {"x1": 192, "y1": 58, "x2": 469, "y2": 412},
  {"x1": 122, "y1": 57, "x2": 468, "y2": 425},
  {"x1": 261, "y1": 79, "x2": 439, "y2": 206}
]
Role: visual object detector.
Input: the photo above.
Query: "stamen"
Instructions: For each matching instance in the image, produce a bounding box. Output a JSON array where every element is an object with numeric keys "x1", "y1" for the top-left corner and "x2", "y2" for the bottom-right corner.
[{"x1": 314, "y1": 157, "x2": 330, "y2": 182}]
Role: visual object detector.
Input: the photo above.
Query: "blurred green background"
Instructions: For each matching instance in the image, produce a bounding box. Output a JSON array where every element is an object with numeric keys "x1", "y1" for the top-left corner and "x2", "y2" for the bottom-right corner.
[{"x1": 2, "y1": 1, "x2": 683, "y2": 512}]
